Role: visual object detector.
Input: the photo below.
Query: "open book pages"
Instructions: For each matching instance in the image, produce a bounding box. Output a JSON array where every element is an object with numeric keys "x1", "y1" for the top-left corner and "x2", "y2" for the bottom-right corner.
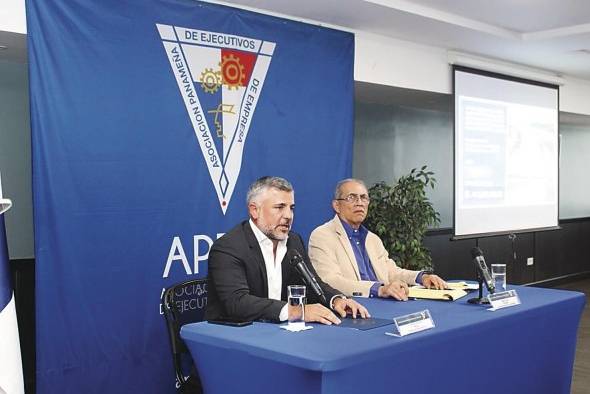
[{"x1": 408, "y1": 287, "x2": 468, "y2": 301}]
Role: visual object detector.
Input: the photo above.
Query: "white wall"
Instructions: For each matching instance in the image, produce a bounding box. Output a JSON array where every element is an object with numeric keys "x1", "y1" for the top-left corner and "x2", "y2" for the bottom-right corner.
[
  {"x1": 355, "y1": 32, "x2": 590, "y2": 116},
  {"x1": 0, "y1": 0, "x2": 26, "y2": 34},
  {"x1": 560, "y1": 78, "x2": 590, "y2": 116},
  {"x1": 355, "y1": 33, "x2": 451, "y2": 94}
]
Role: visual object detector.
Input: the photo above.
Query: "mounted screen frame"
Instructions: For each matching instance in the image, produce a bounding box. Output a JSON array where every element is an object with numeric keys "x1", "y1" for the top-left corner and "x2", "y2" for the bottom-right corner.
[{"x1": 452, "y1": 66, "x2": 560, "y2": 239}]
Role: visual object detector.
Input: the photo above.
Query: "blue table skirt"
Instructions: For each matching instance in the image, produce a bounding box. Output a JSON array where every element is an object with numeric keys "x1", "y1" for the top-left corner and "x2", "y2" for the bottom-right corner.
[{"x1": 181, "y1": 285, "x2": 585, "y2": 394}]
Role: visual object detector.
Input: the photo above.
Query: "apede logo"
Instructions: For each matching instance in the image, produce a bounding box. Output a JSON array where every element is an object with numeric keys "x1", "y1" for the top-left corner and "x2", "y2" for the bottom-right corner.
[{"x1": 157, "y1": 24, "x2": 275, "y2": 214}]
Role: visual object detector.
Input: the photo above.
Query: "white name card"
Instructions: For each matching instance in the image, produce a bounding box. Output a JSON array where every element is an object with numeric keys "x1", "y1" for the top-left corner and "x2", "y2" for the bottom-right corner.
[
  {"x1": 487, "y1": 290, "x2": 521, "y2": 311},
  {"x1": 387, "y1": 310, "x2": 435, "y2": 337}
]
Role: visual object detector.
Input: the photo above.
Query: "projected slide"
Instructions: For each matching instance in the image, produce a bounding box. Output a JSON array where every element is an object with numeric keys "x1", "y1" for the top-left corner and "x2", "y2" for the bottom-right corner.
[{"x1": 454, "y1": 69, "x2": 558, "y2": 237}]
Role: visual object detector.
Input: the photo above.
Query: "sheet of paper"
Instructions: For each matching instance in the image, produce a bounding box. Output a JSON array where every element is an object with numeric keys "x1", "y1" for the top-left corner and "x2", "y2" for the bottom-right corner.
[{"x1": 279, "y1": 324, "x2": 313, "y2": 332}]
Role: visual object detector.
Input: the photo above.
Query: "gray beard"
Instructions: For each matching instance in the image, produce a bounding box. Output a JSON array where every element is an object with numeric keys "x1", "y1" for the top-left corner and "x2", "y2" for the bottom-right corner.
[
  {"x1": 264, "y1": 229, "x2": 285, "y2": 241},
  {"x1": 262, "y1": 225, "x2": 289, "y2": 241}
]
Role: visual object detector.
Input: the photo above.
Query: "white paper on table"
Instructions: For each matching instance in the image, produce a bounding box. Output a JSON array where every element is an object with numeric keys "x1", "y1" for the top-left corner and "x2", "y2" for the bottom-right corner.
[{"x1": 279, "y1": 324, "x2": 313, "y2": 332}]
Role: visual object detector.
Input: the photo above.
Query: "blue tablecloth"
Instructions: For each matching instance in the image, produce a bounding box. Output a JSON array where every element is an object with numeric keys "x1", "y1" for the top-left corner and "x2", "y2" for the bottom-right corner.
[{"x1": 180, "y1": 285, "x2": 585, "y2": 394}]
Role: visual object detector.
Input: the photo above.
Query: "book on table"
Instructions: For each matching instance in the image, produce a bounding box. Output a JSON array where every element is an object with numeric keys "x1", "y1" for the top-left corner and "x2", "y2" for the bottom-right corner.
[{"x1": 408, "y1": 287, "x2": 468, "y2": 301}]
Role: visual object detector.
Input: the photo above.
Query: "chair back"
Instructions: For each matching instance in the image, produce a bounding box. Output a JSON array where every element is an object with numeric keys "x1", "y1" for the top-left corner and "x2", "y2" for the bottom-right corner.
[{"x1": 162, "y1": 278, "x2": 208, "y2": 392}]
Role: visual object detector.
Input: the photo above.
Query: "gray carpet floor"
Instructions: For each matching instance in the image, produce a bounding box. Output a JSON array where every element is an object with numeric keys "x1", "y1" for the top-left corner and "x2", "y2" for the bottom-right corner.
[{"x1": 554, "y1": 278, "x2": 590, "y2": 394}]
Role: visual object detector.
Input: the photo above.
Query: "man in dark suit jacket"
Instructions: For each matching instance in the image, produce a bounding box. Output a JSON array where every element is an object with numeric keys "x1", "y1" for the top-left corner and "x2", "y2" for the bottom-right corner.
[{"x1": 206, "y1": 176, "x2": 369, "y2": 324}]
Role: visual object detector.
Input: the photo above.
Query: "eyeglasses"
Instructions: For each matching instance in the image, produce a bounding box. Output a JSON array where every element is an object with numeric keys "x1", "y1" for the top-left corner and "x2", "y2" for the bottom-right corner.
[{"x1": 336, "y1": 193, "x2": 370, "y2": 204}]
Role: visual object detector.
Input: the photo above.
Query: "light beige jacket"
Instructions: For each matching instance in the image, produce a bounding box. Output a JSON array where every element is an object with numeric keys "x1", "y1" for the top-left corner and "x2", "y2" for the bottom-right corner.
[{"x1": 308, "y1": 215, "x2": 419, "y2": 297}]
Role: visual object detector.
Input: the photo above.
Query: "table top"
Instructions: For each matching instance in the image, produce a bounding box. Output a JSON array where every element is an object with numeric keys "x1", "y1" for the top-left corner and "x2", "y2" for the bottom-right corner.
[{"x1": 180, "y1": 285, "x2": 585, "y2": 372}]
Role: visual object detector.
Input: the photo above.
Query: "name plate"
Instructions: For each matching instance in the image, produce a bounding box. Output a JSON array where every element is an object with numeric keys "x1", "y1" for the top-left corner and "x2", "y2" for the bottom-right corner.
[
  {"x1": 487, "y1": 290, "x2": 521, "y2": 310},
  {"x1": 386, "y1": 310, "x2": 435, "y2": 337}
]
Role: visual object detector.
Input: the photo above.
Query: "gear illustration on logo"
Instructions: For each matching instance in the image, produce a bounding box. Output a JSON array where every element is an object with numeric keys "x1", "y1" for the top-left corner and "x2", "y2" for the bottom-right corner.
[
  {"x1": 220, "y1": 54, "x2": 246, "y2": 90},
  {"x1": 199, "y1": 68, "x2": 222, "y2": 94}
]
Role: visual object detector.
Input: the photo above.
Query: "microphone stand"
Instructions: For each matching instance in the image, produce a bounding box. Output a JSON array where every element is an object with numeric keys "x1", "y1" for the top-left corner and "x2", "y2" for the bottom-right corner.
[{"x1": 468, "y1": 269, "x2": 490, "y2": 305}]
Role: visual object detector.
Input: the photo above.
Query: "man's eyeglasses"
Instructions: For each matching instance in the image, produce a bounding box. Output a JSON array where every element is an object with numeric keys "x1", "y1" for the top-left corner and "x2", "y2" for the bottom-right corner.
[{"x1": 335, "y1": 193, "x2": 370, "y2": 204}]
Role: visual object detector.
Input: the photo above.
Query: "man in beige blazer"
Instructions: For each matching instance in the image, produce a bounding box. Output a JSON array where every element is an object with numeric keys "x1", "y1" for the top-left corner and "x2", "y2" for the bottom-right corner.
[{"x1": 309, "y1": 178, "x2": 446, "y2": 300}]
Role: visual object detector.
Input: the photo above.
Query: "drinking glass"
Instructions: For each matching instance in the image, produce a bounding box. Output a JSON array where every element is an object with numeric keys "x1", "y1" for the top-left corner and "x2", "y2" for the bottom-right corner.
[
  {"x1": 287, "y1": 285, "x2": 306, "y2": 328},
  {"x1": 491, "y1": 264, "x2": 507, "y2": 291}
]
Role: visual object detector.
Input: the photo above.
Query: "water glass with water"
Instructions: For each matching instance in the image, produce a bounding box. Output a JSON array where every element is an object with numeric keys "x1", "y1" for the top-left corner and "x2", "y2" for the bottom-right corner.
[
  {"x1": 287, "y1": 285, "x2": 306, "y2": 328},
  {"x1": 491, "y1": 264, "x2": 507, "y2": 291}
]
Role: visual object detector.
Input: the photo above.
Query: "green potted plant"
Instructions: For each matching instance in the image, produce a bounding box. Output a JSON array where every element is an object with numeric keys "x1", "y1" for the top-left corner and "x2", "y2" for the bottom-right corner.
[{"x1": 364, "y1": 166, "x2": 440, "y2": 271}]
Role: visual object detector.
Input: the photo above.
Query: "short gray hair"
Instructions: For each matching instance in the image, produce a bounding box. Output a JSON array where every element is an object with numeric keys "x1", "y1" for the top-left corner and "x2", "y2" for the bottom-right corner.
[
  {"x1": 247, "y1": 176, "x2": 293, "y2": 205},
  {"x1": 334, "y1": 178, "x2": 367, "y2": 199}
]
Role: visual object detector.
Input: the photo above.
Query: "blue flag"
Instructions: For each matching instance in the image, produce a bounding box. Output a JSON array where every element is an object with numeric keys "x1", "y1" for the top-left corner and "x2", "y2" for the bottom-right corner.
[{"x1": 0, "y1": 177, "x2": 24, "y2": 394}]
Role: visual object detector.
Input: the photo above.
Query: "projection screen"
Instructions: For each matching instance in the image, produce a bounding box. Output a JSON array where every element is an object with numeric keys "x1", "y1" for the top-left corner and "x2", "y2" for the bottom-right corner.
[{"x1": 454, "y1": 66, "x2": 559, "y2": 238}]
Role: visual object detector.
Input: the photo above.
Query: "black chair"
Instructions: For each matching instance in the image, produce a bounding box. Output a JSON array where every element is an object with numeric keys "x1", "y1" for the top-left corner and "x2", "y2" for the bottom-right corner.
[{"x1": 162, "y1": 278, "x2": 208, "y2": 393}]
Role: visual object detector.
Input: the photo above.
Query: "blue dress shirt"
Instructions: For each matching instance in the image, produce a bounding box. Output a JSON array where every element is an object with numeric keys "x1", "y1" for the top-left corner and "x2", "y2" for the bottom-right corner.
[{"x1": 340, "y1": 218, "x2": 423, "y2": 297}]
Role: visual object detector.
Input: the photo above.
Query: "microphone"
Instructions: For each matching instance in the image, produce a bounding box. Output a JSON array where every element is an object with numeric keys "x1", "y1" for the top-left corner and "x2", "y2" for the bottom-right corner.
[
  {"x1": 471, "y1": 247, "x2": 495, "y2": 294},
  {"x1": 287, "y1": 249, "x2": 327, "y2": 305}
]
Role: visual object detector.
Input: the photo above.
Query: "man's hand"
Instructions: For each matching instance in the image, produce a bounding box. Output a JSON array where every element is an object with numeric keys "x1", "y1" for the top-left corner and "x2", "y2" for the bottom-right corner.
[
  {"x1": 422, "y1": 274, "x2": 447, "y2": 290},
  {"x1": 301, "y1": 303, "x2": 342, "y2": 325},
  {"x1": 378, "y1": 280, "x2": 409, "y2": 301},
  {"x1": 332, "y1": 297, "x2": 370, "y2": 319}
]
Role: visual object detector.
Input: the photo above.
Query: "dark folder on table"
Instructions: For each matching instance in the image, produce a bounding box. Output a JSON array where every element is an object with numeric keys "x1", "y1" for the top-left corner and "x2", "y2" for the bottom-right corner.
[{"x1": 336, "y1": 316, "x2": 394, "y2": 330}]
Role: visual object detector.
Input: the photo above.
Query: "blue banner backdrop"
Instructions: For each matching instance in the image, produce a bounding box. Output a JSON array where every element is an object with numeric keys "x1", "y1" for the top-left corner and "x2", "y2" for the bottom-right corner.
[{"x1": 28, "y1": 0, "x2": 353, "y2": 392}]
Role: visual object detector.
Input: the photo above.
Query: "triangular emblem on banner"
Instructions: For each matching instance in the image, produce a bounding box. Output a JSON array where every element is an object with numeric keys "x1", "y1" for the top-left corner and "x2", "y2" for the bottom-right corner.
[{"x1": 157, "y1": 24, "x2": 275, "y2": 214}]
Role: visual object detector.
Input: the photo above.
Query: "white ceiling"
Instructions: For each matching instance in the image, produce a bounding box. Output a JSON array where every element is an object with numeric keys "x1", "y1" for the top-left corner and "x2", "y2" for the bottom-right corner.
[
  {"x1": 215, "y1": 0, "x2": 590, "y2": 80},
  {"x1": 1, "y1": 0, "x2": 589, "y2": 80}
]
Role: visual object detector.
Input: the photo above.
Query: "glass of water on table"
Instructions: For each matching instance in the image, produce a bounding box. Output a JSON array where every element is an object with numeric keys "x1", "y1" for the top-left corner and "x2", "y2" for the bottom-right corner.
[
  {"x1": 287, "y1": 285, "x2": 306, "y2": 328},
  {"x1": 491, "y1": 264, "x2": 507, "y2": 291}
]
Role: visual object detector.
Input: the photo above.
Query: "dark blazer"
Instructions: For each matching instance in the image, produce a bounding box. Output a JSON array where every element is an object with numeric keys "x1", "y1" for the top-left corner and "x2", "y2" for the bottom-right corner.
[{"x1": 205, "y1": 220, "x2": 341, "y2": 322}]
